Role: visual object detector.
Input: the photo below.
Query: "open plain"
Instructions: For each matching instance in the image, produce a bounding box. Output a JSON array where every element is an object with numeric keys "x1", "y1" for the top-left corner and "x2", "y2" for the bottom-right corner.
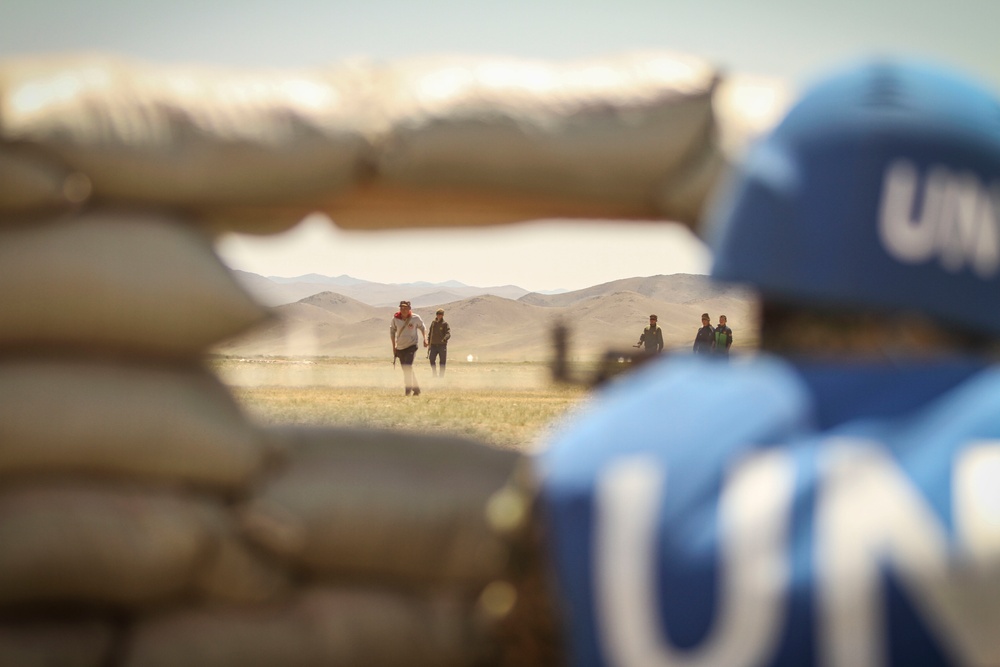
[
  {"x1": 212, "y1": 357, "x2": 592, "y2": 450},
  {"x1": 212, "y1": 273, "x2": 758, "y2": 448}
]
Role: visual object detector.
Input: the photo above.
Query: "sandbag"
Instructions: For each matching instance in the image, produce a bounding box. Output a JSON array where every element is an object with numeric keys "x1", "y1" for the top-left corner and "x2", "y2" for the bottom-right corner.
[
  {"x1": 0, "y1": 359, "x2": 266, "y2": 490},
  {"x1": 0, "y1": 55, "x2": 371, "y2": 228},
  {"x1": 0, "y1": 149, "x2": 88, "y2": 215},
  {"x1": 193, "y1": 528, "x2": 292, "y2": 605},
  {"x1": 0, "y1": 617, "x2": 117, "y2": 667},
  {"x1": 0, "y1": 211, "x2": 271, "y2": 356},
  {"x1": 0, "y1": 483, "x2": 225, "y2": 607},
  {"x1": 338, "y1": 52, "x2": 721, "y2": 228},
  {"x1": 239, "y1": 427, "x2": 525, "y2": 587},
  {"x1": 123, "y1": 587, "x2": 487, "y2": 667}
]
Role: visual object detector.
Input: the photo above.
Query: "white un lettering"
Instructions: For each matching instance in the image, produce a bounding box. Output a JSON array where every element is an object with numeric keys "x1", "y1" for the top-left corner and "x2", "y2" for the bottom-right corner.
[
  {"x1": 595, "y1": 443, "x2": 1000, "y2": 667},
  {"x1": 878, "y1": 159, "x2": 1000, "y2": 278}
]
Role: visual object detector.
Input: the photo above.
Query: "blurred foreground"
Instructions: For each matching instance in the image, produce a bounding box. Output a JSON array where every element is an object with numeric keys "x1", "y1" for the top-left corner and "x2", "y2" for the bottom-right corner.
[{"x1": 0, "y1": 49, "x2": 773, "y2": 666}]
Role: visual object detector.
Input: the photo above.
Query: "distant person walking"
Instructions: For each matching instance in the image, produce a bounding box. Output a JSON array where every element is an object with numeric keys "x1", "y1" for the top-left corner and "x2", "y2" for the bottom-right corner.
[
  {"x1": 692, "y1": 312, "x2": 716, "y2": 355},
  {"x1": 390, "y1": 300, "x2": 426, "y2": 396},
  {"x1": 426, "y1": 308, "x2": 451, "y2": 377},
  {"x1": 636, "y1": 314, "x2": 664, "y2": 354},
  {"x1": 714, "y1": 314, "x2": 733, "y2": 357}
]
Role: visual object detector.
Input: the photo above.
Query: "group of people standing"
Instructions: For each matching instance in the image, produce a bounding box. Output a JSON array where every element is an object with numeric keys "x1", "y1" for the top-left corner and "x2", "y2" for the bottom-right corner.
[
  {"x1": 392, "y1": 300, "x2": 735, "y2": 397},
  {"x1": 388, "y1": 301, "x2": 451, "y2": 396},
  {"x1": 693, "y1": 312, "x2": 733, "y2": 356},
  {"x1": 638, "y1": 312, "x2": 733, "y2": 356},
  {"x1": 392, "y1": 297, "x2": 737, "y2": 397}
]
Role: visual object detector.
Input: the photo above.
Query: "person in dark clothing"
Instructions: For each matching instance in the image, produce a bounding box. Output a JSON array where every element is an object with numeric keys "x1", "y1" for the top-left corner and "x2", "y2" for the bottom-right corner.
[
  {"x1": 426, "y1": 308, "x2": 451, "y2": 377},
  {"x1": 692, "y1": 312, "x2": 715, "y2": 354},
  {"x1": 636, "y1": 314, "x2": 664, "y2": 353}
]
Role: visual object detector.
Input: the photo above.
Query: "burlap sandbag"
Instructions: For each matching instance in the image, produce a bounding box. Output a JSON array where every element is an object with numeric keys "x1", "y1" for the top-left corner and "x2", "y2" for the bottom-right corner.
[
  {"x1": 193, "y1": 526, "x2": 292, "y2": 605},
  {"x1": 239, "y1": 427, "x2": 525, "y2": 588},
  {"x1": 0, "y1": 359, "x2": 265, "y2": 490},
  {"x1": 0, "y1": 149, "x2": 88, "y2": 215},
  {"x1": 0, "y1": 483, "x2": 226, "y2": 607},
  {"x1": 0, "y1": 617, "x2": 117, "y2": 667},
  {"x1": 123, "y1": 587, "x2": 488, "y2": 667},
  {"x1": 0, "y1": 54, "x2": 372, "y2": 231},
  {"x1": 333, "y1": 51, "x2": 722, "y2": 229},
  {"x1": 0, "y1": 211, "x2": 271, "y2": 356}
]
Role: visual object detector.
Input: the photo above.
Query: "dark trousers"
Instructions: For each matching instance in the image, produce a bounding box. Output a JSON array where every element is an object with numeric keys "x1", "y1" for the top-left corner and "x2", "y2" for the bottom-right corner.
[
  {"x1": 428, "y1": 344, "x2": 447, "y2": 376},
  {"x1": 394, "y1": 345, "x2": 420, "y2": 393}
]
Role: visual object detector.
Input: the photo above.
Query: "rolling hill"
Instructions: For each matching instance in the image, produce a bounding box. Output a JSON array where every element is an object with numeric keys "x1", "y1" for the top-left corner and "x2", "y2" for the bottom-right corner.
[
  {"x1": 215, "y1": 274, "x2": 758, "y2": 361},
  {"x1": 231, "y1": 270, "x2": 533, "y2": 307}
]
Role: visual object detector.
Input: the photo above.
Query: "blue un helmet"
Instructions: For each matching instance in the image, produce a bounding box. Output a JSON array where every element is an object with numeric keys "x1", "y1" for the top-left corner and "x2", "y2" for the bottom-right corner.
[{"x1": 709, "y1": 59, "x2": 1000, "y2": 336}]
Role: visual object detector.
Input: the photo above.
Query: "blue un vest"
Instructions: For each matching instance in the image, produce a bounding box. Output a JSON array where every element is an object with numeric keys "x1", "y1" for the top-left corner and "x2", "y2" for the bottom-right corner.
[{"x1": 538, "y1": 354, "x2": 1000, "y2": 666}]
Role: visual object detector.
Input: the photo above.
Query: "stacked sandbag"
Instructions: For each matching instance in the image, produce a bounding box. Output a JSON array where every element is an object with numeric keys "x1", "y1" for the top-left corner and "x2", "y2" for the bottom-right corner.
[
  {"x1": 120, "y1": 427, "x2": 544, "y2": 667},
  {"x1": 0, "y1": 50, "x2": 786, "y2": 665},
  {"x1": 0, "y1": 210, "x2": 544, "y2": 666},
  {"x1": 0, "y1": 52, "x2": 790, "y2": 234},
  {"x1": 0, "y1": 209, "x2": 282, "y2": 665}
]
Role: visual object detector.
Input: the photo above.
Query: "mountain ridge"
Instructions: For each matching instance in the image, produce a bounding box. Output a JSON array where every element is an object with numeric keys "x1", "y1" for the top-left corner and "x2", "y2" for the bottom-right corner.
[
  {"x1": 217, "y1": 273, "x2": 758, "y2": 362},
  {"x1": 232, "y1": 270, "x2": 538, "y2": 307}
]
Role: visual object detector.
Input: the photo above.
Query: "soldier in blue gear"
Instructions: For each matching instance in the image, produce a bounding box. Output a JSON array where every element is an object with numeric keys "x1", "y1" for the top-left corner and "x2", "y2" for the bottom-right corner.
[{"x1": 534, "y1": 59, "x2": 1000, "y2": 666}]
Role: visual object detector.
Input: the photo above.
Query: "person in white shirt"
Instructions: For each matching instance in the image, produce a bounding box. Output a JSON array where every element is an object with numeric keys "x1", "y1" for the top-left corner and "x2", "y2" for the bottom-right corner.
[{"x1": 389, "y1": 300, "x2": 427, "y2": 396}]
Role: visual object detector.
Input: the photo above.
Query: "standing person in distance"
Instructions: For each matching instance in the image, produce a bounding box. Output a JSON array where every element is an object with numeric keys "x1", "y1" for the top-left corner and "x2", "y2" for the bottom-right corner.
[
  {"x1": 389, "y1": 300, "x2": 426, "y2": 396},
  {"x1": 426, "y1": 308, "x2": 451, "y2": 377},
  {"x1": 692, "y1": 312, "x2": 716, "y2": 354},
  {"x1": 637, "y1": 314, "x2": 664, "y2": 354},
  {"x1": 714, "y1": 314, "x2": 734, "y2": 357}
]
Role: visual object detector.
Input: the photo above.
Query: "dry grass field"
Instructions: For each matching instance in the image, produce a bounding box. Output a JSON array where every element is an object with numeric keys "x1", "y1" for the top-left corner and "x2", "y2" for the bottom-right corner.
[{"x1": 211, "y1": 357, "x2": 593, "y2": 450}]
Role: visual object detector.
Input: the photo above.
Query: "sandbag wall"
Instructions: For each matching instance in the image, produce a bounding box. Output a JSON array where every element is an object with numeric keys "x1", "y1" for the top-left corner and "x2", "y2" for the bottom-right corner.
[
  {"x1": 0, "y1": 51, "x2": 754, "y2": 666},
  {"x1": 0, "y1": 210, "x2": 533, "y2": 667},
  {"x1": 0, "y1": 52, "x2": 764, "y2": 232}
]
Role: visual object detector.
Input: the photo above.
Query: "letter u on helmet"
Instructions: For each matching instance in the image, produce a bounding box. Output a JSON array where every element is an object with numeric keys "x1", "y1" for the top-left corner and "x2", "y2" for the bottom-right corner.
[{"x1": 708, "y1": 58, "x2": 1000, "y2": 335}]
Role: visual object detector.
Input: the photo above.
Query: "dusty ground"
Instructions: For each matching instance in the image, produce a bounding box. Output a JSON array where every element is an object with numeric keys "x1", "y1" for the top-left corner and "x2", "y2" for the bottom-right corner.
[{"x1": 211, "y1": 357, "x2": 591, "y2": 450}]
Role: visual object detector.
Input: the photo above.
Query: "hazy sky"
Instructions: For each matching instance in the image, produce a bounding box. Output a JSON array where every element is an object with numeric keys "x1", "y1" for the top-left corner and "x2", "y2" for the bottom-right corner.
[{"x1": 3, "y1": 1, "x2": 998, "y2": 291}]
